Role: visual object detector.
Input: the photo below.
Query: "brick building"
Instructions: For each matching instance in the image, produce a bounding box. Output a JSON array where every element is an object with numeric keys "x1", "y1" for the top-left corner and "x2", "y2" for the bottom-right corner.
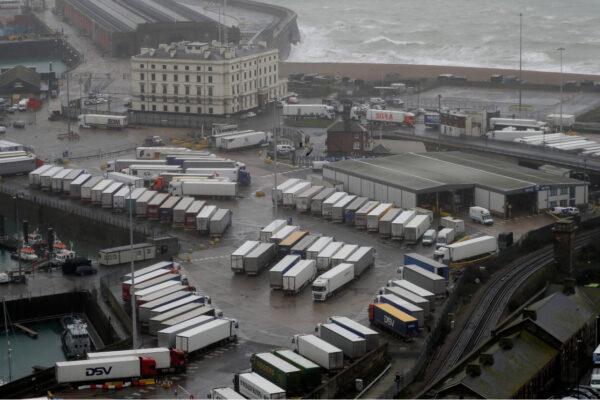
[{"x1": 326, "y1": 119, "x2": 371, "y2": 156}]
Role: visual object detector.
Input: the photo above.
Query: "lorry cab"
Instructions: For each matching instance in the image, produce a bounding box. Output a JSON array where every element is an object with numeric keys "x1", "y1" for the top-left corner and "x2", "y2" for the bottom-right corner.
[
  {"x1": 169, "y1": 348, "x2": 187, "y2": 370},
  {"x1": 436, "y1": 228, "x2": 454, "y2": 248},
  {"x1": 422, "y1": 229, "x2": 437, "y2": 246},
  {"x1": 469, "y1": 206, "x2": 493, "y2": 225},
  {"x1": 433, "y1": 246, "x2": 448, "y2": 261},
  {"x1": 139, "y1": 356, "x2": 158, "y2": 377}
]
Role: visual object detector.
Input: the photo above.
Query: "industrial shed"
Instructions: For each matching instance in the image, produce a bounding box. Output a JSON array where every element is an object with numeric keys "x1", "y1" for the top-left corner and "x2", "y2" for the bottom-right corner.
[{"x1": 322, "y1": 152, "x2": 587, "y2": 218}]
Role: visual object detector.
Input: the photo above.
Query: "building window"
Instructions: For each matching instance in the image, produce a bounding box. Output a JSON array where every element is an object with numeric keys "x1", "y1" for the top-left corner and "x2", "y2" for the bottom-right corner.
[
  {"x1": 151, "y1": 96, "x2": 156, "y2": 102},
  {"x1": 560, "y1": 199, "x2": 568, "y2": 207},
  {"x1": 353, "y1": 141, "x2": 361, "y2": 150},
  {"x1": 151, "y1": 64, "x2": 155, "y2": 69},
  {"x1": 162, "y1": 84, "x2": 167, "y2": 94},
  {"x1": 197, "y1": 107, "x2": 202, "y2": 113},
  {"x1": 140, "y1": 95, "x2": 145, "y2": 101},
  {"x1": 140, "y1": 84, "x2": 145, "y2": 93},
  {"x1": 151, "y1": 73, "x2": 155, "y2": 81},
  {"x1": 244, "y1": 82, "x2": 247, "y2": 92},
  {"x1": 185, "y1": 75, "x2": 190, "y2": 82},
  {"x1": 185, "y1": 65, "x2": 189, "y2": 71},
  {"x1": 208, "y1": 66, "x2": 212, "y2": 72},
  {"x1": 208, "y1": 86, "x2": 213, "y2": 96},
  {"x1": 186, "y1": 106, "x2": 190, "y2": 113},
  {"x1": 174, "y1": 85, "x2": 179, "y2": 95},
  {"x1": 163, "y1": 105, "x2": 168, "y2": 112},
  {"x1": 174, "y1": 75, "x2": 178, "y2": 82},
  {"x1": 208, "y1": 76, "x2": 213, "y2": 83},
  {"x1": 141, "y1": 104, "x2": 145, "y2": 111},
  {"x1": 196, "y1": 86, "x2": 201, "y2": 96},
  {"x1": 209, "y1": 107, "x2": 213, "y2": 114},
  {"x1": 152, "y1": 105, "x2": 156, "y2": 111},
  {"x1": 175, "y1": 106, "x2": 179, "y2": 112},
  {"x1": 244, "y1": 72, "x2": 247, "y2": 79},
  {"x1": 151, "y1": 84, "x2": 156, "y2": 94},
  {"x1": 162, "y1": 65, "x2": 166, "y2": 70},
  {"x1": 560, "y1": 187, "x2": 569, "y2": 195},
  {"x1": 197, "y1": 66, "x2": 201, "y2": 71},
  {"x1": 162, "y1": 74, "x2": 167, "y2": 81},
  {"x1": 174, "y1": 65, "x2": 178, "y2": 70},
  {"x1": 162, "y1": 96, "x2": 167, "y2": 103},
  {"x1": 550, "y1": 187, "x2": 558, "y2": 196},
  {"x1": 140, "y1": 72, "x2": 145, "y2": 80},
  {"x1": 139, "y1": 64, "x2": 144, "y2": 68},
  {"x1": 185, "y1": 86, "x2": 190, "y2": 95},
  {"x1": 185, "y1": 97, "x2": 190, "y2": 104}
]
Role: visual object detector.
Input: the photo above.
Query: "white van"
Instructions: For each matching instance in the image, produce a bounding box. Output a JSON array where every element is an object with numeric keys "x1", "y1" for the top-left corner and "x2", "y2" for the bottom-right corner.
[
  {"x1": 422, "y1": 229, "x2": 437, "y2": 246},
  {"x1": 469, "y1": 206, "x2": 493, "y2": 225},
  {"x1": 17, "y1": 98, "x2": 28, "y2": 111}
]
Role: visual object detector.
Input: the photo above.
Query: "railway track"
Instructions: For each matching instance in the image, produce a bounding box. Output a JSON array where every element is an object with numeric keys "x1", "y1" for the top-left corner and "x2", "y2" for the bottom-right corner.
[{"x1": 421, "y1": 228, "x2": 600, "y2": 395}]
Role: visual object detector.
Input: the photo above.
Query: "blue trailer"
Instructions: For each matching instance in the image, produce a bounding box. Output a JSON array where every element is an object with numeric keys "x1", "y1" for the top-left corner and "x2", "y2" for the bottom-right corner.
[
  {"x1": 404, "y1": 253, "x2": 449, "y2": 280},
  {"x1": 369, "y1": 303, "x2": 418, "y2": 337}
]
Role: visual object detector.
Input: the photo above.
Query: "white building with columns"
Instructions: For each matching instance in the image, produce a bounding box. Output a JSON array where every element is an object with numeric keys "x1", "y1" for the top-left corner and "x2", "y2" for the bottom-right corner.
[{"x1": 130, "y1": 41, "x2": 287, "y2": 115}]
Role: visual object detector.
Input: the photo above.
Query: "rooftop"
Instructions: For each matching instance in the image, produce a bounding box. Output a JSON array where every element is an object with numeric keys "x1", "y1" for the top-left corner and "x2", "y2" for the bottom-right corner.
[
  {"x1": 134, "y1": 41, "x2": 276, "y2": 62},
  {"x1": 0, "y1": 65, "x2": 40, "y2": 89},
  {"x1": 324, "y1": 151, "x2": 584, "y2": 194}
]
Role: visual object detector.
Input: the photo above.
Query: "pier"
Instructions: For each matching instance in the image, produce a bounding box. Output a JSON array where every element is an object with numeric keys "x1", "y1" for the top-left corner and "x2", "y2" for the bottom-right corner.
[{"x1": 13, "y1": 323, "x2": 38, "y2": 339}]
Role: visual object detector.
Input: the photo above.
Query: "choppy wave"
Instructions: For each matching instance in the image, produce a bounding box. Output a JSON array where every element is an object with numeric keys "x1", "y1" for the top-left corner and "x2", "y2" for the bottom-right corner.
[{"x1": 259, "y1": 0, "x2": 600, "y2": 74}]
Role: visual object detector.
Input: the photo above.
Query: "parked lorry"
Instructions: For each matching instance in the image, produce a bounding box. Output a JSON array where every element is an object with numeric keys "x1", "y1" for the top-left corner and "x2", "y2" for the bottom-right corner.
[
  {"x1": 269, "y1": 255, "x2": 301, "y2": 289},
  {"x1": 343, "y1": 197, "x2": 369, "y2": 224},
  {"x1": 218, "y1": 131, "x2": 269, "y2": 150},
  {"x1": 86, "y1": 348, "x2": 186, "y2": 372},
  {"x1": 378, "y1": 208, "x2": 402, "y2": 238},
  {"x1": 278, "y1": 230, "x2": 308, "y2": 257},
  {"x1": 369, "y1": 303, "x2": 418, "y2": 337},
  {"x1": 270, "y1": 225, "x2": 299, "y2": 245},
  {"x1": 331, "y1": 195, "x2": 357, "y2": 223},
  {"x1": 147, "y1": 295, "x2": 207, "y2": 322},
  {"x1": 138, "y1": 291, "x2": 192, "y2": 321},
  {"x1": 55, "y1": 356, "x2": 155, "y2": 384},
  {"x1": 0, "y1": 156, "x2": 37, "y2": 176},
  {"x1": 147, "y1": 193, "x2": 170, "y2": 220},
  {"x1": 135, "y1": 190, "x2": 157, "y2": 217},
  {"x1": 196, "y1": 205, "x2": 218, "y2": 233},
  {"x1": 244, "y1": 242, "x2": 277, "y2": 276},
  {"x1": 209, "y1": 209, "x2": 232, "y2": 237},
  {"x1": 316, "y1": 242, "x2": 345, "y2": 271},
  {"x1": 296, "y1": 186, "x2": 324, "y2": 212},
  {"x1": 175, "y1": 318, "x2": 238, "y2": 354},
  {"x1": 112, "y1": 187, "x2": 131, "y2": 211},
  {"x1": 184, "y1": 200, "x2": 206, "y2": 229},
  {"x1": 283, "y1": 104, "x2": 335, "y2": 119},
  {"x1": 346, "y1": 246, "x2": 375, "y2": 272},
  {"x1": 391, "y1": 210, "x2": 416, "y2": 240},
  {"x1": 389, "y1": 279, "x2": 435, "y2": 303},
  {"x1": 436, "y1": 228, "x2": 455, "y2": 248},
  {"x1": 310, "y1": 187, "x2": 336, "y2": 214},
  {"x1": 306, "y1": 236, "x2": 334, "y2": 260},
  {"x1": 79, "y1": 176, "x2": 103, "y2": 202},
  {"x1": 109, "y1": 159, "x2": 167, "y2": 173},
  {"x1": 434, "y1": 235, "x2": 498, "y2": 263},
  {"x1": 282, "y1": 259, "x2": 317, "y2": 295},
  {"x1": 40, "y1": 166, "x2": 64, "y2": 190},
  {"x1": 158, "y1": 196, "x2": 180, "y2": 224},
  {"x1": 383, "y1": 285, "x2": 430, "y2": 315},
  {"x1": 101, "y1": 181, "x2": 124, "y2": 208},
  {"x1": 328, "y1": 316, "x2": 379, "y2": 351},
  {"x1": 404, "y1": 214, "x2": 431, "y2": 243},
  {"x1": 292, "y1": 334, "x2": 343, "y2": 370},
  {"x1": 331, "y1": 244, "x2": 358, "y2": 267},
  {"x1": 123, "y1": 260, "x2": 177, "y2": 281},
  {"x1": 136, "y1": 282, "x2": 186, "y2": 305},
  {"x1": 404, "y1": 253, "x2": 449, "y2": 280},
  {"x1": 273, "y1": 178, "x2": 301, "y2": 204},
  {"x1": 107, "y1": 171, "x2": 144, "y2": 188},
  {"x1": 231, "y1": 241, "x2": 260, "y2": 273},
  {"x1": 469, "y1": 206, "x2": 493, "y2": 225},
  {"x1": 260, "y1": 219, "x2": 288, "y2": 242},
  {"x1": 101, "y1": 242, "x2": 156, "y2": 268},
  {"x1": 376, "y1": 294, "x2": 425, "y2": 327},
  {"x1": 51, "y1": 168, "x2": 72, "y2": 193},
  {"x1": 273, "y1": 349, "x2": 321, "y2": 390},
  {"x1": 157, "y1": 305, "x2": 216, "y2": 332},
  {"x1": 234, "y1": 372, "x2": 286, "y2": 399},
  {"x1": 171, "y1": 197, "x2": 194, "y2": 227},
  {"x1": 283, "y1": 181, "x2": 312, "y2": 207},
  {"x1": 290, "y1": 235, "x2": 320, "y2": 258},
  {"x1": 61, "y1": 169, "x2": 85, "y2": 193},
  {"x1": 367, "y1": 203, "x2": 393, "y2": 232},
  {"x1": 78, "y1": 114, "x2": 128, "y2": 129},
  {"x1": 184, "y1": 167, "x2": 240, "y2": 182},
  {"x1": 157, "y1": 315, "x2": 215, "y2": 348},
  {"x1": 148, "y1": 303, "x2": 204, "y2": 335},
  {"x1": 317, "y1": 323, "x2": 366, "y2": 359},
  {"x1": 355, "y1": 201, "x2": 380, "y2": 229},
  {"x1": 29, "y1": 164, "x2": 54, "y2": 187},
  {"x1": 168, "y1": 180, "x2": 237, "y2": 198},
  {"x1": 312, "y1": 262, "x2": 359, "y2": 301},
  {"x1": 366, "y1": 109, "x2": 415, "y2": 126},
  {"x1": 210, "y1": 387, "x2": 245, "y2": 399},
  {"x1": 69, "y1": 173, "x2": 92, "y2": 198},
  {"x1": 251, "y1": 352, "x2": 302, "y2": 393},
  {"x1": 321, "y1": 192, "x2": 347, "y2": 219}
]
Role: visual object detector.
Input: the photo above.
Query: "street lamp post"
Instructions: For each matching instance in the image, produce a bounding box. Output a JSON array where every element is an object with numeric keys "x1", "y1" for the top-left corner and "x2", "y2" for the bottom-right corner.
[
  {"x1": 437, "y1": 94, "x2": 442, "y2": 151},
  {"x1": 273, "y1": 100, "x2": 279, "y2": 216},
  {"x1": 557, "y1": 47, "x2": 565, "y2": 133},
  {"x1": 128, "y1": 184, "x2": 138, "y2": 349},
  {"x1": 519, "y1": 13, "x2": 523, "y2": 117}
]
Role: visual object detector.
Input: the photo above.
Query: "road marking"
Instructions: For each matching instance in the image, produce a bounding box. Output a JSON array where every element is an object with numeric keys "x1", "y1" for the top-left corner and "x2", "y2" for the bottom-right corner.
[{"x1": 190, "y1": 255, "x2": 229, "y2": 262}]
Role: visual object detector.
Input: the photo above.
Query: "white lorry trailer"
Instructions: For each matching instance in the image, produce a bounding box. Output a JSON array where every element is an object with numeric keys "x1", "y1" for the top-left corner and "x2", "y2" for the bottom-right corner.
[
  {"x1": 321, "y1": 192, "x2": 347, "y2": 219},
  {"x1": 383, "y1": 285, "x2": 430, "y2": 315},
  {"x1": 436, "y1": 228, "x2": 455, "y2": 248},
  {"x1": 292, "y1": 334, "x2": 343, "y2": 370},
  {"x1": 269, "y1": 255, "x2": 301, "y2": 289},
  {"x1": 345, "y1": 246, "x2": 375, "y2": 272},
  {"x1": 175, "y1": 318, "x2": 238, "y2": 354},
  {"x1": 107, "y1": 171, "x2": 144, "y2": 188},
  {"x1": 310, "y1": 187, "x2": 336, "y2": 214},
  {"x1": 317, "y1": 323, "x2": 367, "y2": 359},
  {"x1": 435, "y1": 235, "x2": 498, "y2": 263},
  {"x1": 210, "y1": 387, "x2": 245, "y2": 399},
  {"x1": 331, "y1": 244, "x2": 358, "y2": 267},
  {"x1": 355, "y1": 201, "x2": 380, "y2": 229},
  {"x1": 86, "y1": 348, "x2": 185, "y2": 372},
  {"x1": 283, "y1": 104, "x2": 335, "y2": 119},
  {"x1": 218, "y1": 131, "x2": 269, "y2": 150},
  {"x1": 78, "y1": 114, "x2": 128, "y2": 129},
  {"x1": 90, "y1": 179, "x2": 114, "y2": 205},
  {"x1": 296, "y1": 186, "x2": 324, "y2": 212},
  {"x1": 260, "y1": 219, "x2": 288, "y2": 242},
  {"x1": 316, "y1": 242, "x2": 345, "y2": 271},
  {"x1": 235, "y1": 372, "x2": 286, "y2": 399},
  {"x1": 389, "y1": 279, "x2": 435, "y2": 303},
  {"x1": 55, "y1": 356, "x2": 150, "y2": 384},
  {"x1": 328, "y1": 316, "x2": 379, "y2": 351},
  {"x1": 378, "y1": 208, "x2": 402, "y2": 238},
  {"x1": 401, "y1": 265, "x2": 446, "y2": 296},
  {"x1": 282, "y1": 259, "x2": 317, "y2": 295},
  {"x1": 391, "y1": 210, "x2": 416, "y2": 240},
  {"x1": 283, "y1": 181, "x2": 312, "y2": 207},
  {"x1": 441, "y1": 217, "x2": 464, "y2": 234},
  {"x1": 404, "y1": 214, "x2": 431, "y2": 243},
  {"x1": 69, "y1": 173, "x2": 92, "y2": 198},
  {"x1": 51, "y1": 168, "x2": 72, "y2": 193},
  {"x1": 28, "y1": 164, "x2": 54, "y2": 187},
  {"x1": 273, "y1": 178, "x2": 301, "y2": 204},
  {"x1": 244, "y1": 242, "x2": 277, "y2": 276},
  {"x1": 331, "y1": 195, "x2": 357, "y2": 223},
  {"x1": 367, "y1": 203, "x2": 393, "y2": 232},
  {"x1": 196, "y1": 205, "x2": 218, "y2": 233},
  {"x1": 168, "y1": 180, "x2": 237, "y2": 198},
  {"x1": 377, "y1": 294, "x2": 425, "y2": 327},
  {"x1": 101, "y1": 181, "x2": 124, "y2": 208},
  {"x1": 231, "y1": 241, "x2": 261, "y2": 273},
  {"x1": 157, "y1": 315, "x2": 215, "y2": 348}
]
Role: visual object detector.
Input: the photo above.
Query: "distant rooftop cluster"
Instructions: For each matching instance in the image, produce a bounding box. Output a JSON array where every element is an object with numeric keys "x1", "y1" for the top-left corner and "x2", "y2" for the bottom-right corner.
[{"x1": 137, "y1": 41, "x2": 274, "y2": 61}]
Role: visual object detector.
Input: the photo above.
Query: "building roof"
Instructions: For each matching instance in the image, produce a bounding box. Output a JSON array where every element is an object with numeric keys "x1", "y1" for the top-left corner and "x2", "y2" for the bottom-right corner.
[
  {"x1": 0, "y1": 65, "x2": 40, "y2": 89},
  {"x1": 133, "y1": 41, "x2": 276, "y2": 62},
  {"x1": 437, "y1": 330, "x2": 558, "y2": 399},
  {"x1": 324, "y1": 151, "x2": 584, "y2": 194},
  {"x1": 504, "y1": 292, "x2": 595, "y2": 344},
  {"x1": 327, "y1": 119, "x2": 367, "y2": 134}
]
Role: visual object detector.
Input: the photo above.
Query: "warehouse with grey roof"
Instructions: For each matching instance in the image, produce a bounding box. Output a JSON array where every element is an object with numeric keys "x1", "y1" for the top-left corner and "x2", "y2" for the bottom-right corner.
[{"x1": 323, "y1": 152, "x2": 587, "y2": 218}]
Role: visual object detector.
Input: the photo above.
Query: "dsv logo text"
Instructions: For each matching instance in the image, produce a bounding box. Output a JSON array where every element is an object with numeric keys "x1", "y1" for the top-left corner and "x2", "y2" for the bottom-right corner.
[{"x1": 85, "y1": 367, "x2": 113, "y2": 376}]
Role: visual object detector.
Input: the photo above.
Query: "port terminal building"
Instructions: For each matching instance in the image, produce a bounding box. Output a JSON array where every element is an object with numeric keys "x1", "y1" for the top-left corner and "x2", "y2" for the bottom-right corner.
[{"x1": 322, "y1": 151, "x2": 587, "y2": 218}]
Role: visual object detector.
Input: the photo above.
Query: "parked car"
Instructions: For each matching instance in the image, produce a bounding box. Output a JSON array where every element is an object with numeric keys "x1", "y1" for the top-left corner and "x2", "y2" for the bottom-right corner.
[
  {"x1": 13, "y1": 120, "x2": 26, "y2": 129},
  {"x1": 551, "y1": 206, "x2": 579, "y2": 216},
  {"x1": 76, "y1": 265, "x2": 97, "y2": 276},
  {"x1": 0, "y1": 125, "x2": 6, "y2": 134},
  {"x1": 7, "y1": 105, "x2": 18, "y2": 113}
]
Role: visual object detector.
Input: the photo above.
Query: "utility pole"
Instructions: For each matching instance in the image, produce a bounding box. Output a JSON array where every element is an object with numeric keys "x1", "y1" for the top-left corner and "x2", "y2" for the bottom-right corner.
[
  {"x1": 518, "y1": 13, "x2": 523, "y2": 117},
  {"x1": 66, "y1": 71, "x2": 71, "y2": 134},
  {"x1": 223, "y1": 0, "x2": 228, "y2": 45},
  {"x1": 128, "y1": 184, "x2": 138, "y2": 349},
  {"x1": 557, "y1": 47, "x2": 565, "y2": 133},
  {"x1": 273, "y1": 101, "x2": 279, "y2": 216},
  {"x1": 3, "y1": 298, "x2": 12, "y2": 383},
  {"x1": 437, "y1": 94, "x2": 442, "y2": 151}
]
